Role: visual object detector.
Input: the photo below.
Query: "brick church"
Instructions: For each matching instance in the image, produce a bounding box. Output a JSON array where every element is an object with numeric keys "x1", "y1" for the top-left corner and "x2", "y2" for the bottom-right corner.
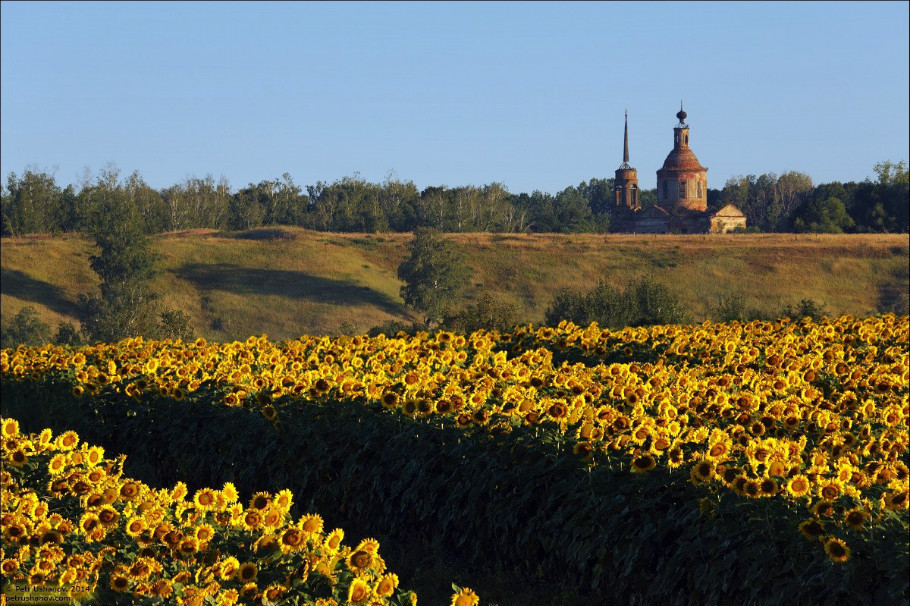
[{"x1": 610, "y1": 105, "x2": 746, "y2": 234}]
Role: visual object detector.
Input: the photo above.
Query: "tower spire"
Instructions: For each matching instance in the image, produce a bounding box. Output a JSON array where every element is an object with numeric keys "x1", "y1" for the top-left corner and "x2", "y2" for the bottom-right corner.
[{"x1": 623, "y1": 109, "x2": 629, "y2": 164}]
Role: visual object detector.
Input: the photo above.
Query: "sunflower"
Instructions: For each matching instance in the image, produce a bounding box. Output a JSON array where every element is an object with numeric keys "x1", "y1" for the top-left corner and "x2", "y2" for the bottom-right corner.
[
  {"x1": 1, "y1": 559, "x2": 18, "y2": 575},
  {"x1": 218, "y1": 556, "x2": 240, "y2": 581},
  {"x1": 279, "y1": 528, "x2": 306, "y2": 552},
  {"x1": 743, "y1": 479, "x2": 762, "y2": 498},
  {"x1": 721, "y1": 466, "x2": 741, "y2": 485},
  {"x1": 237, "y1": 562, "x2": 258, "y2": 583},
  {"x1": 843, "y1": 509, "x2": 868, "y2": 530},
  {"x1": 219, "y1": 482, "x2": 239, "y2": 503},
  {"x1": 119, "y1": 481, "x2": 141, "y2": 500},
  {"x1": 240, "y1": 582, "x2": 258, "y2": 601},
  {"x1": 573, "y1": 441, "x2": 595, "y2": 461},
  {"x1": 108, "y1": 573, "x2": 130, "y2": 592},
  {"x1": 631, "y1": 454, "x2": 656, "y2": 473},
  {"x1": 376, "y1": 573, "x2": 399, "y2": 598},
  {"x1": 346, "y1": 549, "x2": 373, "y2": 571},
  {"x1": 757, "y1": 477, "x2": 777, "y2": 496},
  {"x1": 249, "y1": 492, "x2": 271, "y2": 510},
  {"x1": 819, "y1": 481, "x2": 841, "y2": 501},
  {"x1": 261, "y1": 405, "x2": 277, "y2": 420},
  {"x1": 195, "y1": 524, "x2": 215, "y2": 543},
  {"x1": 79, "y1": 513, "x2": 101, "y2": 535},
  {"x1": 0, "y1": 417, "x2": 18, "y2": 439},
  {"x1": 785, "y1": 475, "x2": 811, "y2": 498},
  {"x1": 39, "y1": 529, "x2": 63, "y2": 546},
  {"x1": 239, "y1": 510, "x2": 262, "y2": 532},
  {"x1": 194, "y1": 488, "x2": 218, "y2": 511},
  {"x1": 177, "y1": 536, "x2": 199, "y2": 557},
  {"x1": 150, "y1": 579, "x2": 174, "y2": 598},
  {"x1": 451, "y1": 587, "x2": 481, "y2": 606},
  {"x1": 97, "y1": 506, "x2": 120, "y2": 527},
  {"x1": 883, "y1": 490, "x2": 909, "y2": 511},
  {"x1": 666, "y1": 446, "x2": 685, "y2": 468},
  {"x1": 263, "y1": 584, "x2": 286, "y2": 603},
  {"x1": 824, "y1": 537, "x2": 851, "y2": 563},
  {"x1": 293, "y1": 514, "x2": 321, "y2": 535},
  {"x1": 798, "y1": 519, "x2": 825, "y2": 540},
  {"x1": 381, "y1": 391, "x2": 400, "y2": 410},
  {"x1": 324, "y1": 528, "x2": 344, "y2": 553},
  {"x1": 346, "y1": 578, "x2": 372, "y2": 605},
  {"x1": 125, "y1": 517, "x2": 146, "y2": 538},
  {"x1": 547, "y1": 401, "x2": 568, "y2": 420},
  {"x1": 690, "y1": 460, "x2": 715, "y2": 484},
  {"x1": 811, "y1": 500, "x2": 835, "y2": 518},
  {"x1": 9, "y1": 449, "x2": 28, "y2": 467}
]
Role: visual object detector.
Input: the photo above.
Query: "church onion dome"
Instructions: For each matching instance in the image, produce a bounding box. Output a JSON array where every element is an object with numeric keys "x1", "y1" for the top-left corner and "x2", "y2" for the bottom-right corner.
[{"x1": 660, "y1": 147, "x2": 705, "y2": 172}]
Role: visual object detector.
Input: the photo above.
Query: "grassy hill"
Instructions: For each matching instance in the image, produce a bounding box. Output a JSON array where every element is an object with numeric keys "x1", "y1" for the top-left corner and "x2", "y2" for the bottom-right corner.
[{"x1": 2, "y1": 228, "x2": 908, "y2": 341}]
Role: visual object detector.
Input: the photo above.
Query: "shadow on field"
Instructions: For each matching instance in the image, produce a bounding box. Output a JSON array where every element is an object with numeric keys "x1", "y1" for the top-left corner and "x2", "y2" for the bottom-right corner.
[
  {"x1": 172, "y1": 263, "x2": 405, "y2": 314},
  {"x1": 1, "y1": 268, "x2": 80, "y2": 316}
]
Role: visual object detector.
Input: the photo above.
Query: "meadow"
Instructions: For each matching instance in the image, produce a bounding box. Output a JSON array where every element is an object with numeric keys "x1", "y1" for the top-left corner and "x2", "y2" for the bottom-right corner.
[
  {"x1": 2, "y1": 314, "x2": 907, "y2": 605},
  {"x1": 1, "y1": 229, "x2": 908, "y2": 340}
]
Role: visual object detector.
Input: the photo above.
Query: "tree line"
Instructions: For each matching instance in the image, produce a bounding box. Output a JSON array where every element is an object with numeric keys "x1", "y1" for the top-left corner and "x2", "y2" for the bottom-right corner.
[{"x1": 1, "y1": 161, "x2": 907, "y2": 237}]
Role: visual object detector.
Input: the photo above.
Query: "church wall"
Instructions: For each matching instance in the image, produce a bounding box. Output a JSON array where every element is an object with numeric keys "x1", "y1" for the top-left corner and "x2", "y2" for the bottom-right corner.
[
  {"x1": 710, "y1": 215, "x2": 747, "y2": 233},
  {"x1": 657, "y1": 169, "x2": 708, "y2": 211}
]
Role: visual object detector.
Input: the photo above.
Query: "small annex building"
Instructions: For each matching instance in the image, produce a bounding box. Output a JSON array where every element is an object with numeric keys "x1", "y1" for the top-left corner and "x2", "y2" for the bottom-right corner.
[{"x1": 610, "y1": 105, "x2": 746, "y2": 234}]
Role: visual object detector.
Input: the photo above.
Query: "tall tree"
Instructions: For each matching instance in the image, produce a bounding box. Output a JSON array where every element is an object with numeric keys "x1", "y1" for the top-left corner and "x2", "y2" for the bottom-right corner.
[
  {"x1": 77, "y1": 167, "x2": 163, "y2": 342},
  {"x1": 397, "y1": 227, "x2": 470, "y2": 325}
]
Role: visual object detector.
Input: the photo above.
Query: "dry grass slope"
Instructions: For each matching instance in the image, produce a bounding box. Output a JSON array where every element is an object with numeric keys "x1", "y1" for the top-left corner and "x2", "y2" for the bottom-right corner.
[{"x1": 2, "y1": 228, "x2": 908, "y2": 340}]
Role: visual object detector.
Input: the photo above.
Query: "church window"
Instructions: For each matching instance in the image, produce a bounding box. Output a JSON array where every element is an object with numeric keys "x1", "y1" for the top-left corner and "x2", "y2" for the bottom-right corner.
[
  {"x1": 697, "y1": 181, "x2": 703, "y2": 198},
  {"x1": 662, "y1": 181, "x2": 667, "y2": 200},
  {"x1": 631, "y1": 184, "x2": 638, "y2": 204},
  {"x1": 678, "y1": 181, "x2": 686, "y2": 198},
  {"x1": 685, "y1": 134, "x2": 689, "y2": 145}
]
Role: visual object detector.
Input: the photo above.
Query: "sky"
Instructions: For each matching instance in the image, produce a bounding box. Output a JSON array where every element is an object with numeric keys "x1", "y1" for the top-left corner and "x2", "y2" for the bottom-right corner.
[{"x1": 2, "y1": 1, "x2": 908, "y2": 194}]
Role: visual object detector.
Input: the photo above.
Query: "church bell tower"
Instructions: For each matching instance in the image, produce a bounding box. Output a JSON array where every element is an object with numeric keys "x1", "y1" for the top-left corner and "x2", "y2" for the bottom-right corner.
[{"x1": 614, "y1": 110, "x2": 639, "y2": 208}]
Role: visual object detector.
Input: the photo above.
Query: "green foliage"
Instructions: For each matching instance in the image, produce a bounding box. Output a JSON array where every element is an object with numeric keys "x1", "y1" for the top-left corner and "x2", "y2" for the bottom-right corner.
[
  {"x1": 76, "y1": 169, "x2": 164, "y2": 342},
  {"x1": 0, "y1": 306, "x2": 51, "y2": 347},
  {"x1": 1, "y1": 169, "x2": 65, "y2": 235},
  {"x1": 53, "y1": 321, "x2": 84, "y2": 347},
  {"x1": 718, "y1": 171, "x2": 814, "y2": 232},
  {"x1": 158, "y1": 309, "x2": 195, "y2": 341},
  {"x1": 2, "y1": 160, "x2": 907, "y2": 235},
  {"x1": 443, "y1": 294, "x2": 519, "y2": 332},
  {"x1": 397, "y1": 227, "x2": 470, "y2": 325},
  {"x1": 711, "y1": 291, "x2": 748, "y2": 322},
  {"x1": 367, "y1": 320, "x2": 420, "y2": 338},
  {"x1": 780, "y1": 298, "x2": 829, "y2": 321},
  {"x1": 627, "y1": 275, "x2": 688, "y2": 326},
  {"x1": 793, "y1": 196, "x2": 855, "y2": 233},
  {"x1": 545, "y1": 276, "x2": 687, "y2": 328}
]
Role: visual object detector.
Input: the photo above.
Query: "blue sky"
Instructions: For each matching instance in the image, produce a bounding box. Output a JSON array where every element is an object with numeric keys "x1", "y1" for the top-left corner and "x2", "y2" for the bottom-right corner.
[{"x1": 2, "y1": 1, "x2": 908, "y2": 194}]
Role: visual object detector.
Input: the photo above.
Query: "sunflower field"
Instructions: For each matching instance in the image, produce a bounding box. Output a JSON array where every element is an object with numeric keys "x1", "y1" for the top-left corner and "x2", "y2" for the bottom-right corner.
[
  {"x1": 0, "y1": 417, "x2": 448, "y2": 605},
  {"x1": 2, "y1": 313, "x2": 908, "y2": 605}
]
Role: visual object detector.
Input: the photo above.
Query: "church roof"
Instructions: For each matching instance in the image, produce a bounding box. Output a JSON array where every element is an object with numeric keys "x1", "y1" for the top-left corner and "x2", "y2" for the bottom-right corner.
[
  {"x1": 659, "y1": 146, "x2": 706, "y2": 172},
  {"x1": 711, "y1": 204, "x2": 745, "y2": 218}
]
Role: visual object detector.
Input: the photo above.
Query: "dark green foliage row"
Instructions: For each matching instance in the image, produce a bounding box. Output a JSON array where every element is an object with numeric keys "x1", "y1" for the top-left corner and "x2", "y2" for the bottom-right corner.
[
  {"x1": 544, "y1": 275, "x2": 690, "y2": 329},
  {"x1": 3, "y1": 161, "x2": 907, "y2": 237},
  {"x1": 3, "y1": 376, "x2": 907, "y2": 606},
  {"x1": 544, "y1": 275, "x2": 836, "y2": 331}
]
